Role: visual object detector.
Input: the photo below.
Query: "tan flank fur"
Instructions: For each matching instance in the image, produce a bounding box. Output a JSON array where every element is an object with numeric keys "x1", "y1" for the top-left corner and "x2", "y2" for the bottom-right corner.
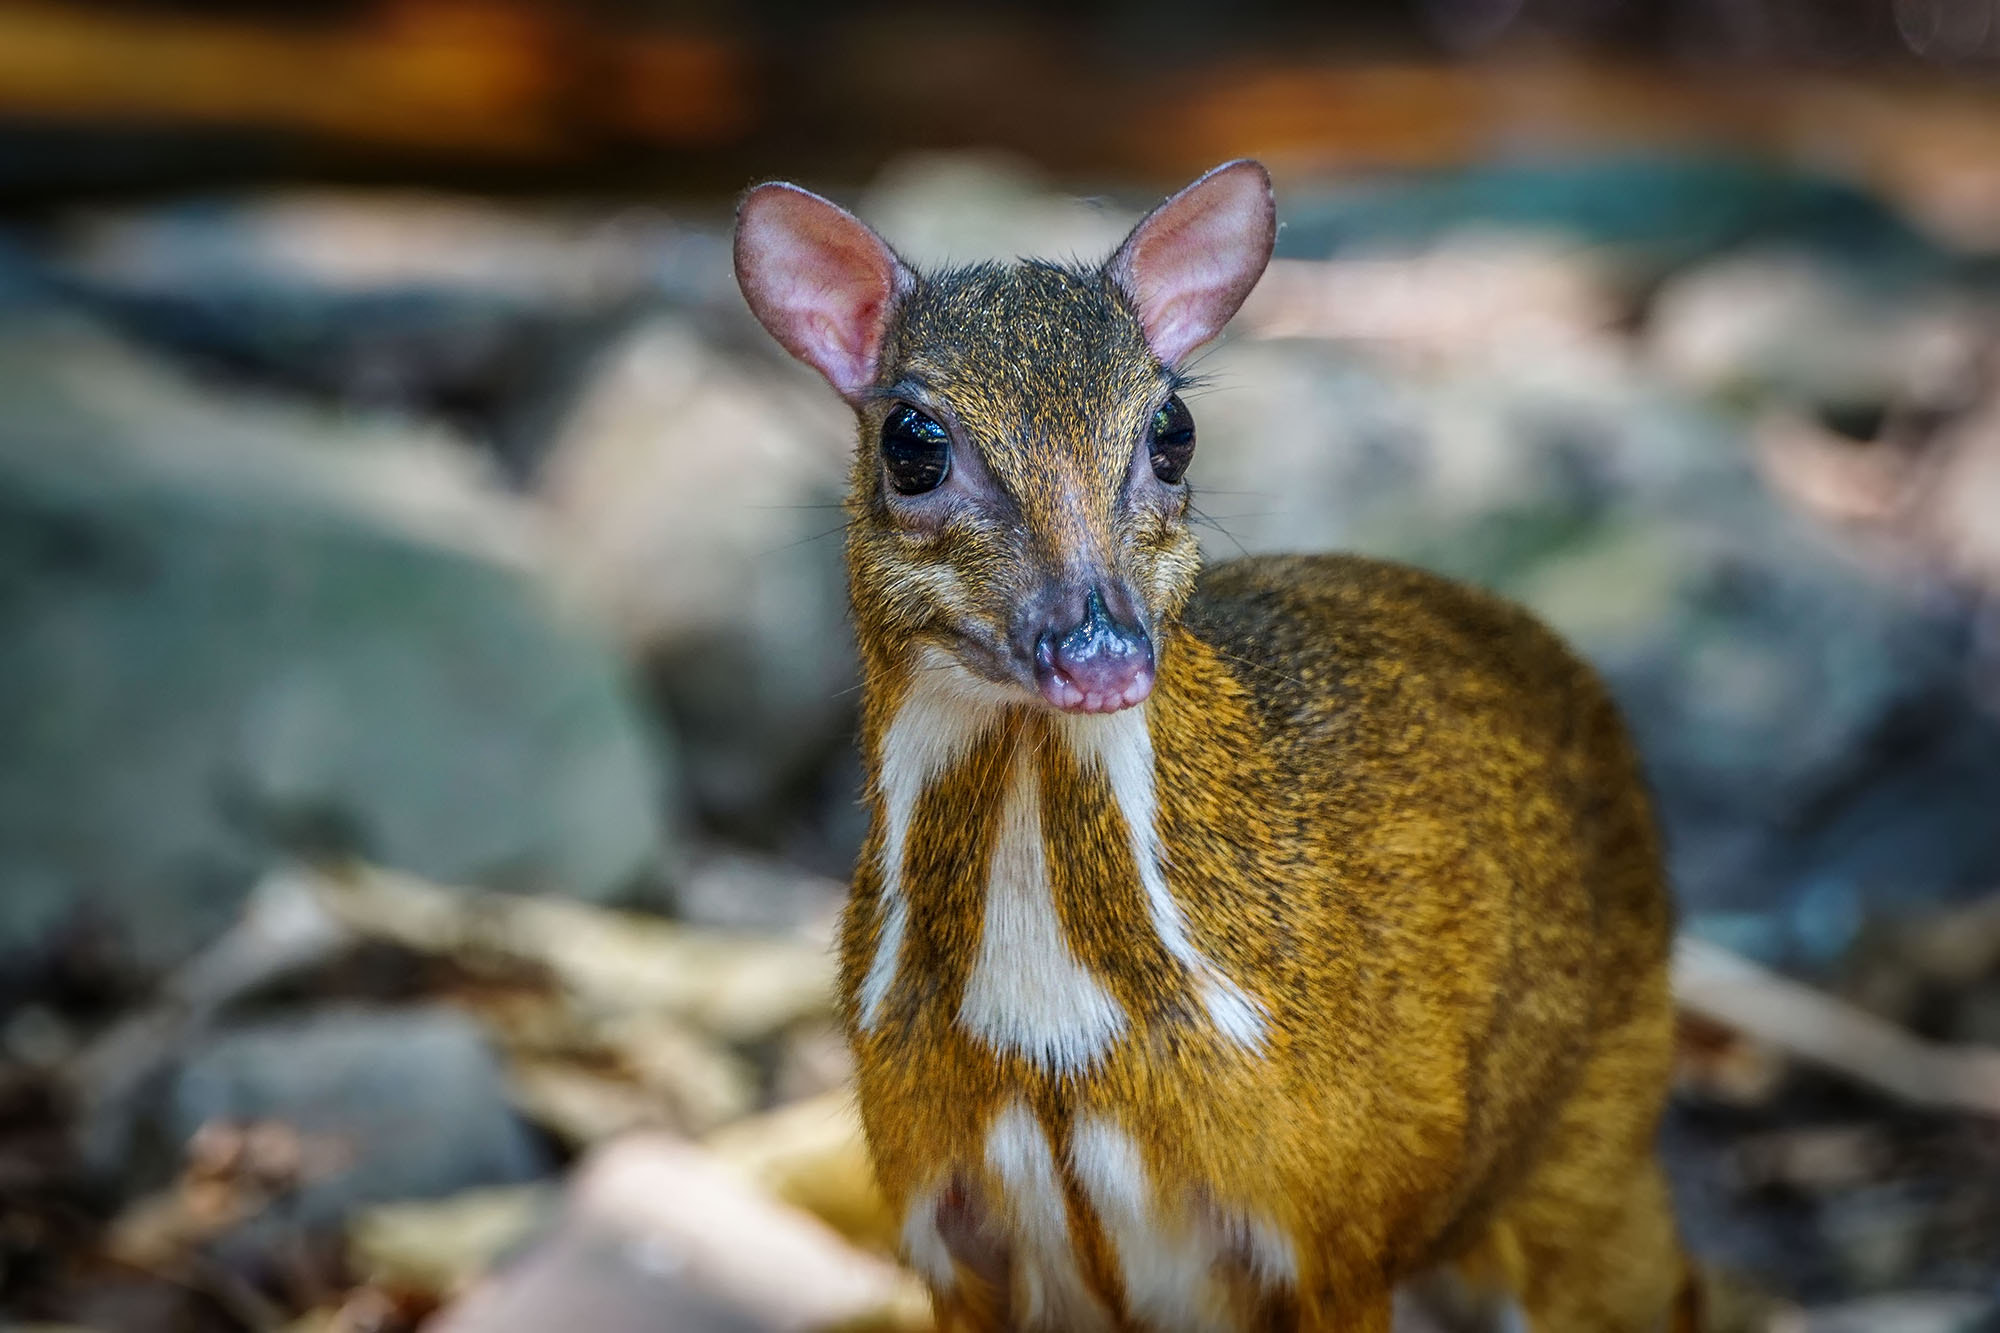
[{"x1": 734, "y1": 160, "x2": 1697, "y2": 1332}]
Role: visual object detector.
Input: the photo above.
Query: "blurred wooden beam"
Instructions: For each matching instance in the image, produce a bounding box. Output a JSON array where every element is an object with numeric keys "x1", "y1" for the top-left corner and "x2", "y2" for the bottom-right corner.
[
  {"x1": 1123, "y1": 56, "x2": 2000, "y2": 247},
  {"x1": 0, "y1": 0, "x2": 748, "y2": 157},
  {"x1": 3, "y1": 0, "x2": 2000, "y2": 246},
  {"x1": 1674, "y1": 935, "x2": 2000, "y2": 1119}
]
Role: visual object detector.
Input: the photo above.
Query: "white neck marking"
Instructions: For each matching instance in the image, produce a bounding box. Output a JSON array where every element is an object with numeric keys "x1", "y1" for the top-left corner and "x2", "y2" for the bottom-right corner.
[
  {"x1": 860, "y1": 653, "x2": 1009, "y2": 1031},
  {"x1": 1060, "y1": 708, "x2": 1268, "y2": 1050},
  {"x1": 867, "y1": 654, "x2": 1264, "y2": 1062},
  {"x1": 958, "y1": 743, "x2": 1129, "y2": 1073}
]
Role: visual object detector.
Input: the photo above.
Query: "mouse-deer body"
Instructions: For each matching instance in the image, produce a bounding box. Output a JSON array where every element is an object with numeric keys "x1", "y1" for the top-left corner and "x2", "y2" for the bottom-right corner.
[{"x1": 735, "y1": 162, "x2": 1692, "y2": 1332}]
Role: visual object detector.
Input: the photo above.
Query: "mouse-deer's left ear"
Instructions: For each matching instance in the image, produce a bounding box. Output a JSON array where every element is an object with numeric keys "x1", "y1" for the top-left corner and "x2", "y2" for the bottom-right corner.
[
  {"x1": 734, "y1": 182, "x2": 913, "y2": 402},
  {"x1": 1108, "y1": 159, "x2": 1276, "y2": 368}
]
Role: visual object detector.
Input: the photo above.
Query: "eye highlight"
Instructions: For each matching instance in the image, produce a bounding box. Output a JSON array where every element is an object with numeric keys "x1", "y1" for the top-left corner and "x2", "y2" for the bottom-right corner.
[
  {"x1": 1148, "y1": 394, "x2": 1196, "y2": 484},
  {"x1": 881, "y1": 404, "x2": 950, "y2": 495}
]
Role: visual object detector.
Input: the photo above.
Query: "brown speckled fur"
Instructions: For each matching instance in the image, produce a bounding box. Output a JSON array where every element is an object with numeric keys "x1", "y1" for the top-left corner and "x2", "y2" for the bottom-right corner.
[{"x1": 791, "y1": 231, "x2": 1689, "y2": 1329}]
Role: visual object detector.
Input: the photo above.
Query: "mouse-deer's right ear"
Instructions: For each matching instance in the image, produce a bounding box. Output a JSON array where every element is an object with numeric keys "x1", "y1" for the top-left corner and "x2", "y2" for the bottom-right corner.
[{"x1": 734, "y1": 183, "x2": 912, "y2": 402}]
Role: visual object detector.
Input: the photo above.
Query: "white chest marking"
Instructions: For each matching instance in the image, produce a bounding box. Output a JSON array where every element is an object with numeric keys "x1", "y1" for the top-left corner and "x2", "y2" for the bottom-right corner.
[
  {"x1": 958, "y1": 745, "x2": 1129, "y2": 1073},
  {"x1": 985, "y1": 1102, "x2": 1113, "y2": 1331},
  {"x1": 1069, "y1": 1118, "x2": 1298, "y2": 1331},
  {"x1": 1212, "y1": 1211, "x2": 1300, "y2": 1292},
  {"x1": 861, "y1": 656, "x2": 1009, "y2": 1031},
  {"x1": 1060, "y1": 709, "x2": 1268, "y2": 1050},
  {"x1": 900, "y1": 1180, "x2": 956, "y2": 1290},
  {"x1": 870, "y1": 660, "x2": 1261, "y2": 1060},
  {"x1": 1069, "y1": 1117, "x2": 1230, "y2": 1333}
]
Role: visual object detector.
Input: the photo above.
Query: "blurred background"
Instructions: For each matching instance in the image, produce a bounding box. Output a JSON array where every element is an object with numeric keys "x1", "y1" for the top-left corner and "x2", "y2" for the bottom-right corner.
[{"x1": 3, "y1": 2, "x2": 2000, "y2": 1330}]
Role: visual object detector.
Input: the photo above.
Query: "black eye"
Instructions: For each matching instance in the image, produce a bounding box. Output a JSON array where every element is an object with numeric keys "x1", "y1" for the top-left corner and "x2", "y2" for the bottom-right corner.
[
  {"x1": 1148, "y1": 394, "x2": 1195, "y2": 484},
  {"x1": 881, "y1": 404, "x2": 951, "y2": 495}
]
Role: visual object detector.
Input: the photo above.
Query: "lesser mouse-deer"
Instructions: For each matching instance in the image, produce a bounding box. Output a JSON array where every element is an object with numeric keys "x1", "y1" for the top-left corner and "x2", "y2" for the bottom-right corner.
[{"x1": 733, "y1": 160, "x2": 1693, "y2": 1333}]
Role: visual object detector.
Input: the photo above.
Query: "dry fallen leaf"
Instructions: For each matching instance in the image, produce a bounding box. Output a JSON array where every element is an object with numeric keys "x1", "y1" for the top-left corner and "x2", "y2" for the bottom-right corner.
[
  {"x1": 315, "y1": 865, "x2": 836, "y2": 1043},
  {"x1": 347, "y1": 1185, "x2": 555, "y2": 1298}
]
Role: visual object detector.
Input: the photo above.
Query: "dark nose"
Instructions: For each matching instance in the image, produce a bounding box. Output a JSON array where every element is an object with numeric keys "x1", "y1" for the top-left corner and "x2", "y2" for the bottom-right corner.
[{"x1": 1032, "y1": 588, "x2": 1156, "y2": 713}]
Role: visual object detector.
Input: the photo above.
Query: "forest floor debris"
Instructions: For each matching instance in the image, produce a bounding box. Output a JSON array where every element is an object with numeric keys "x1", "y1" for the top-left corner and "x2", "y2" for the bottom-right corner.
[{"x1": 2, "y1": 861, "x2": 1997, "y2": 1330}]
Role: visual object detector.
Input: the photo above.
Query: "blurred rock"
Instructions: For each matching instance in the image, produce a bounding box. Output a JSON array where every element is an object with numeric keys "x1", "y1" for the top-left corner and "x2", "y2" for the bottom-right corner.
[
  {"x1": 81, "y1": 284, "x2": 632, "y2": 483},
  {"x1": 1818, "y1": 1186, "x2": 1933, "y2": 1291},
  {"x1": 670, "y1": 848, "x2": 846, "y2": 937},
  {"x1": 74, "y1": 867, "x2": 359, "y2": 1178},
  {"x1": 1953, "y1": 985, "x2": 2000, "y2": 1047},
  {"x1": 1242, "y1": 236, "x2": 1621, "y2": 371},
  {"x1": 1735, "y1": 1127, "x2": 1889, "y2": 1197},
  {"x1": 427, "y1": 1133, "x2": 926, "y2": 1333},
  {"x1": 766, "y1": 1019, "x2": 856, "y2": 1106},
  {"x1": 538, "y1": 314, "x2": 857, "y2": 849},
  {"x1": 1904, "y1": 360, "x2": 2000, "y2": 595},
  {"x1": 44, "y1": 194, "x2": 741, "y2": 481},
  {"x1": 0, "y1": 315, "x2": 674, "y2": 977},
  {"x1": 167, "y1": 1006, "x2": 551, "y2": 1225},
  {"x1": 1841, "y1": 893, "x2": 2000, "y2": 1032},
  {"x1": 856, "y1": 152, "x2": 1134, "y2": 268},
  {"x1": 1647, "y1": 249, "x2": 1982, "y2": 420},
  {"x1": 1193, "y1": 322, "x2": 2000, "y2": 966},
  {"x1": 1786, "y1": 1294, "x2": 1995, "y2": 1333},
  {"x1": 0, "y1": 231, "x2": 59, "y2": 309},
  {"x1": 427, "y1": 1224, "x2": 775, "y2": 1333},
  {"x1": 58, "y1": 194, "x2": 702, "y2": 306},
  {"x1": 703, "y1": 1091, "x2": 895, "y2": 1259}
]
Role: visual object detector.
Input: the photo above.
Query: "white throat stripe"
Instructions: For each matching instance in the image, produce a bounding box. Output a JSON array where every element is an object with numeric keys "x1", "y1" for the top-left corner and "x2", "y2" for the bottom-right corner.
[
  {"x1": 958, "y1": 744, "x2": 1129, "y2": 1072},
  {"x1": 1061, "y1": 709, "x2": 1268, "y2": 1050},
  {"x1": 860, "y1": 655, "x2": 1009, "y2": 1031}
]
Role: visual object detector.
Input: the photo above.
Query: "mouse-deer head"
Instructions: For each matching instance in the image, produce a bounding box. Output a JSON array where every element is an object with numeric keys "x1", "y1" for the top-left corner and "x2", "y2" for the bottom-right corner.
[{"x1": 734, "y1": 161, "x2": 1275, "y2": 714}]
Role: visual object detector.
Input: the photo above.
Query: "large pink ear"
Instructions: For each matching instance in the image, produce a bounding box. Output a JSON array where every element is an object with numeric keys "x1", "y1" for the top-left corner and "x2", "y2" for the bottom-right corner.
[
  {"x1": 1108, "y1": 160, "x2": 1276, "y2": 368},
  {"x1": 734, "y1": 182, "x2": 912, "y2": 400}
]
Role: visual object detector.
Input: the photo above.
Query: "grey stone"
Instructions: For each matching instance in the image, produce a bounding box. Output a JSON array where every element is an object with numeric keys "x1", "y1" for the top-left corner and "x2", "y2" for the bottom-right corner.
[
  {"x1": 1952, "y1": 984, "x2": 2000, "y2": 1047},
  {"x1": 168, "y1": 1005, "x2": 550, "y2": 1223},
  {"x1": 536, "y1": 315, "x2": 857, "y2": 843},
  {"x1": 0, "y1": 314, "x2": 674, "y2": 973},
  {"x1": 1799, "y1": 1294, "x2": 1995, "y2": 1333},
  {"x1": 1818, "y1": 1186, "x2": 1933, "y2": 1292},
  {"x1": 1648, "y1": 249, "x2": 1983, "y2": 420}
]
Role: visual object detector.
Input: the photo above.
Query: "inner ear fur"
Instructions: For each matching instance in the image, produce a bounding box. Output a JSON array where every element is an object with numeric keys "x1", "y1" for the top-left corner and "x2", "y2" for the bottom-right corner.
[
  {"x1": 1108, "y1": 159, "x2": 1276, "y2": 369},
  {"x1": 734, "y1": 182, "x2": 913, "y2": 401}
]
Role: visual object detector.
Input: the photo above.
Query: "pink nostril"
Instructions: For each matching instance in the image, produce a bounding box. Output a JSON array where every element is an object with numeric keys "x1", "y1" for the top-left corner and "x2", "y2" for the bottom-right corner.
[{"x1": 1032, "y1": 590, "x2": 1155, "y2": 713}]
